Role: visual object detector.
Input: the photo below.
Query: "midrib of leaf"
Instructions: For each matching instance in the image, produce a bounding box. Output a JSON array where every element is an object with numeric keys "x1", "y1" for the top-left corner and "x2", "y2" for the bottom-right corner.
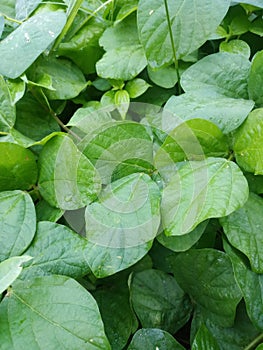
[
  {"x1": 163, "y1": 0, "x2": 178, "y2": 71},
  {"x1": 11, "y1": 290, "x2": 93, "y2": 345}
]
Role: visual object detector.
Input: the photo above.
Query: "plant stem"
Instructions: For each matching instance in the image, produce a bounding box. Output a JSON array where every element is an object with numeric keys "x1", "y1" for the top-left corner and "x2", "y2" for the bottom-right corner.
[
  {"x1": 52, "y1": 0, "x2": 84, "y2": 52},
  {"x1": 0, "y1": 13, "x2": 22, "y2": 24},
  {"x1": 244, "y1": 333, "x2": 263, "y2": 350}
]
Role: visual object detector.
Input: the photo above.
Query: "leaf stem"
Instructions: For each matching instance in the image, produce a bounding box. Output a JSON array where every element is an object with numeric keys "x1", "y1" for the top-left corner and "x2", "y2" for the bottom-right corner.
[
  {"x1": 244, "y1": 333, "x2": 263, "y2": 350},
  {"x1": 0, "y1": 13, "x2": 22, "y2": 24},
  {"x1": 51, "y1": 0, "x2": 84, "y2": 52}
]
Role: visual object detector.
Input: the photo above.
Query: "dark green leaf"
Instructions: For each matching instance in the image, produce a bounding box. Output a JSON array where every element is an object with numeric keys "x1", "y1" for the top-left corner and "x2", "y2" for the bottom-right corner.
[
  {"x1": 171, "y1": 249, "x2": 242, "y2": 326},
  {"x1": 130, "y1": 269, "x2": 192, "y2": 333},
  {"x1": 35, "y1": 200, "x2": 64, "y2": 222},
  {"x1": 192, "y1": 324, "x2": 220, "y2": 350},
  {"x1": 248, "y1": 50, "x2": 263, "y2": 106}
]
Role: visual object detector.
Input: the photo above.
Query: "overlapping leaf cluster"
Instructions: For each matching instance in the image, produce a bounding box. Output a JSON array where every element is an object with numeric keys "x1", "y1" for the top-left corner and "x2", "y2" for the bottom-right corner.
[{"x1": 0, "y1": 0, "x2": 263, "y2": 349}]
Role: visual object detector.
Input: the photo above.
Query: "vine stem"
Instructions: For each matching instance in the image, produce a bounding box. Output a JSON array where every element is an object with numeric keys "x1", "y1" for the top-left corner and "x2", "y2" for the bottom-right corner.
[
  {"x1": 51, "y1": 0, "x2": 84, "y2": 52},
  {"x1": 163, "y1": 0, "x2": 181, "y2": 94},
  {"x1": 244, "y1": 333, "x2": 263, "y2": 350}
]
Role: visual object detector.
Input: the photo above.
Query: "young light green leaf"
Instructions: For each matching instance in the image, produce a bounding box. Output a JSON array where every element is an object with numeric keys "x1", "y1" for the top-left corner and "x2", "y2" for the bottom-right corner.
[
  {"x1": 192, "y1": 324, "x2": 220, "y2": 350},
  {"x1": 130, "y1": 269, "x2": 192, "y2": 333},
  {"x1": 171, "y1": 249, "x2": 242, "y2": 326},
  {"x1": 128, "y1": 328, "x2": 185, "y2": 350},
  {"x1": 21, "y1": 222, "x2": 90, "y2": 280},
  {"x1": 27, "y1": 56, "x2": 87, "y2": 100},
  {"x1": 96, "y1": 45, "x2": 147, "y2": 81},
  {"x1": 125, "y1": 78, "x2": 151, "y2": 98},
  {"x1": 234, "y1": 108, "x2": 263, "y2": 174},
  {"x1": 137, "y1": 0, "x2": 230, "y2": 67},
  {"x1": 147, "y1": 65, "x2": 178, "y2": 88},
  {"x1": 0, "y1": 256, "x2": 32, "y2": 294},
  {"x1": 0, "y1": 191, "x2": 36, "y2": 262},
  {"x1": 38, "y1": 134, "x2": 101, "y2": 210},
  {"x1": 163, "y1": 91, "x2": 254, "y2": 134},
  {"x1": 161, "y1": 158, "x2": 248, "y2": 236},
  {"x1": 80, "y1": 121, "x2": 153, "y2": 184},
  {"x1": 0, "y1": 75, "x2": 16, "y2": 132},
  {"x1": 0, "y1": 142, "x2": 38, "y2": 191},
  {"x1": 0, "y1": 10, "x2": 67, "y2": 79},
  {"x1": 0, "y1": 275, "x2": 111, "y2": 349},
  {"x1": 219, "y1": 39, "x2": 251, "y2": 59},
  {"x1": 181, "y1": 52, "x2": 251, "y2": 99},
  {"x1": 114, "y1": 89, "x2": 130, "y2": 119},
  {"x1": 157, "y1": 221, "x2": 208, "y2": 252},
  {"x1": 248, "y1": 50, "x2": 263, "y2": 106},
  {"x1": 221, "y1": 193, "x2": 263, "y2": 273}
]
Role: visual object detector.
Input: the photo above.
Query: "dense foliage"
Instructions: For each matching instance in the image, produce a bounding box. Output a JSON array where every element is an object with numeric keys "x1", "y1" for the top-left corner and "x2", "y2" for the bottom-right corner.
[{"x1": 0, "y1": 0, "x2": 263, "y2": 349}]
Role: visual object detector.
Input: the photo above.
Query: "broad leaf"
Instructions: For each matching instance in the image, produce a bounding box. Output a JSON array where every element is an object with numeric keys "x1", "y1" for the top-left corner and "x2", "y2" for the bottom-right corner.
[
  {"x1": 0, "y1": 275, "x2": 111, "y2": 349},
  {"x1": 0, "y1": 142, "x2": 38, "y2": 191},
  {"x1": 161, "y1": 158, "x2": 248, "y2": 236},
  {"x1": 248, "y1": 50, "x2": 263, "y2": 106},
  {"x1": 225, "y1": 242, "x2": 263, "y2": 331},
  {"x1": 221, "y1": 193, "x2": 263, "y2": 273},
  {"x1": 180, "y1": 52, "x2": 251, "y2": 99},
  {"x1": 137, "y1": 0, "x2": 230, "y2": 66},
  {"x1": 96, "y1": 45, "x2": 147, "y2": 81},
  {"x1": 234, "y1": 108, "x2": 263, "y2": 174},
  {"x1": 147, "y1": 65, "x2": 178, "y2": 88},
  {"x1": 0, "y1": 0, "x2": 15, "y2": 18},
  {"x1": 163, "y1": 91, "x2": 254, "y2": 134},
  {"x1": 171, "y1": 249, "x2": 242, "y2": 326},
  {"x1": 0, "y1": 75, "x2": 16, "y2": 132},
  {"x1": 6, "y1": 78, "x2": 26, "y2": 105},
  {"x1": 93, "y1": 283, "x2": 138, "y2": 350},
  {"x1": 0, "y1": 256, "x2": 32, "y2": 294},
  {"x1": 192, "y1": 324, "x2": 220, "y2": 350},
  {"x1": 0, "y1": 10, "x2": 67, "y2": 79},
  {"x1": 219, "y1": 39, "x2": 251, "y2": 59},
  {"x1": 0, "y1": 191, "x2": 36, "y2": 262},
  {"x1": 128, "y1": 328, "x2": 185, "y2": 350},
  {"x1": 27, "y1": 56, "x2": 87, "y2": 100},
  {"x1": 35, "y1": 200, "x2": 64, "y2": 222},
  {"x1": 80, "y1": 121, "x2": 153, "y2": 184},
  {"x1": 15, "y1": 0, "x2": 42, "y2": 20},
  {"x1": 125, "y1": 78, "x2": 151, "y2": 98},
  {"x1": 21, "y1": 222, "x2": 90, "y2": 280},
  {"x1": 38, "y1": 134, "x2": 101, "y2": 210},
  {"x1": 157, "y1": 221, "x2": 208, "y2": 252},
  {"x1": 130, "y1": 269, "x2": 192, "y2": 333}
]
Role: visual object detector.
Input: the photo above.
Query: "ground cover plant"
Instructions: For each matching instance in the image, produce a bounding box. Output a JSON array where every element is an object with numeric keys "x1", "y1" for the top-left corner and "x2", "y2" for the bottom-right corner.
[{"x1": 0, "y1": 0, "x2": 263, "y2": 348}]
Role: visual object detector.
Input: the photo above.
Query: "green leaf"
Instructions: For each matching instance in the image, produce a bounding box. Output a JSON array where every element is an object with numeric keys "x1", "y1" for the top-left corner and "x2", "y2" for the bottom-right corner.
[
  {"x1": 115, "y1": 0, "x2": 138, "y2": 24},
  {"x1": 0, "y1": 275, "x2": 111, "y2": 349},
  {"x1": 0, "y1": 256, "x2": 32, "y2": 294},
  {"x1": 35, "y1": 200, "x2": 64, "y2": 222},
  {"x1": 248, "y1": 50, "x2": 263, "y2": 106},
  {"x1": 84, "y1": 173, "x2": 160, "y2": 277},
  {"x1": 137, "y1": 0, "x2": 230, "y2": 67},
  {"x1": 161, "y1": 158, "x2": 248, "y2": 236},
  {"x1": 234, "y1": 108, "x2": 263, "y2": 174},
  {"x1": 0, "y1": 10, "x2": 67, "y2": 79},
  {"x1": 154, "y1": 119, "x2": 229, "y2": 177},
  {"x1": 171, "y1": 249, "x2": 242, "y2": 326},
  {"x1": 21, "y1": 221, "x2": 89, "y2": 280},
  {"x1": 225, "y1": 241, "x2": 263, "y2": 331},
  {"x1": 157, "y1": 221, "x2": 208, "y2": 252},
  {"x1": 222, "y1": 6, "x2": 250, "y2": 36},
  {"x1": 15, "y1": 0, "x2": 42, "y2": 20},
  {"x1": 219, "y1": 39, "x2": 251, "y2": 59},
  {"x1": 192, "y1": 324, "x2": 220, "y2": 350},
  {"x1": 6, "y1": 78, "x2": 26, "y2": 105},
  {"x1": 250, "y1": 17, "x2": 263, "y2": 36},
  {"x1": 80, "y1": 121, "x2": 153, "y2": 184},
  {"x1": 221, "y1": 193, "x2": 263, "y2": 273},
  {"x1": 93, "y1": 283, "x2": 138, "y2": 350},
  {"x1": 0, "y1": 0, "x2": 15, "y2": 18},
  {"x1": 130, "y1": 269, "x2": 192, "y2": 333},
  {"x1": 164, "y1": 91, "x2": 254, "y2": 134},
  {"x1": 0, "y1": 75, "x2": 16, "y2": 132},
  {"x1": 96, "y1": 45, "x2": 147, "y2": 81},
  {"x1": 15, "y1": 92, "x2": 60, "y2": 141},
  {"x1": 27, "y1": 56, "x2": 87, "y2": 100},
  {"x1": 181, "y1": 52, "x2": 251, "y2": 99},
  {"x1": 58, "y1": 19, "x2": 106, "y2": 75},
  {"x1": 114, "y1": 89, "x2": 130, "y2": 119},
  {"x1": 38, "y1": 134, "x2": 101, "y2": 210},
  {"x1": 147, "y1": 65, "x2": 178, "y2": 88},
  {"x1": 125, "y1": 78, "x2": 151, "y2": 98},
  {"x1": 0, "y1": 190, "x2": 36, "y2": 262},
  {"x1": 0, "y1": 142, "x2": 38, "y2": 191},
  {"x1": 245, "y1": 173, "x2": 263, "y2": 194},
  {"x1": 128, "y1": 328, "x2": 185, "y2": 350}
]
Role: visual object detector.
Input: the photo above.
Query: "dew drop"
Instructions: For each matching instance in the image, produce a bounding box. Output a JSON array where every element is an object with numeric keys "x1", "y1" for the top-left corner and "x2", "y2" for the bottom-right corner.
[
  {"x1": 48, "y1": 30, "x2": 55, "y2": 38},
  {"x1": 149, "y1": 9, "x2": 154, "y2": 15},
  {"x1": 24, "y1": 32, "x2": 30, "y2": 43}
]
